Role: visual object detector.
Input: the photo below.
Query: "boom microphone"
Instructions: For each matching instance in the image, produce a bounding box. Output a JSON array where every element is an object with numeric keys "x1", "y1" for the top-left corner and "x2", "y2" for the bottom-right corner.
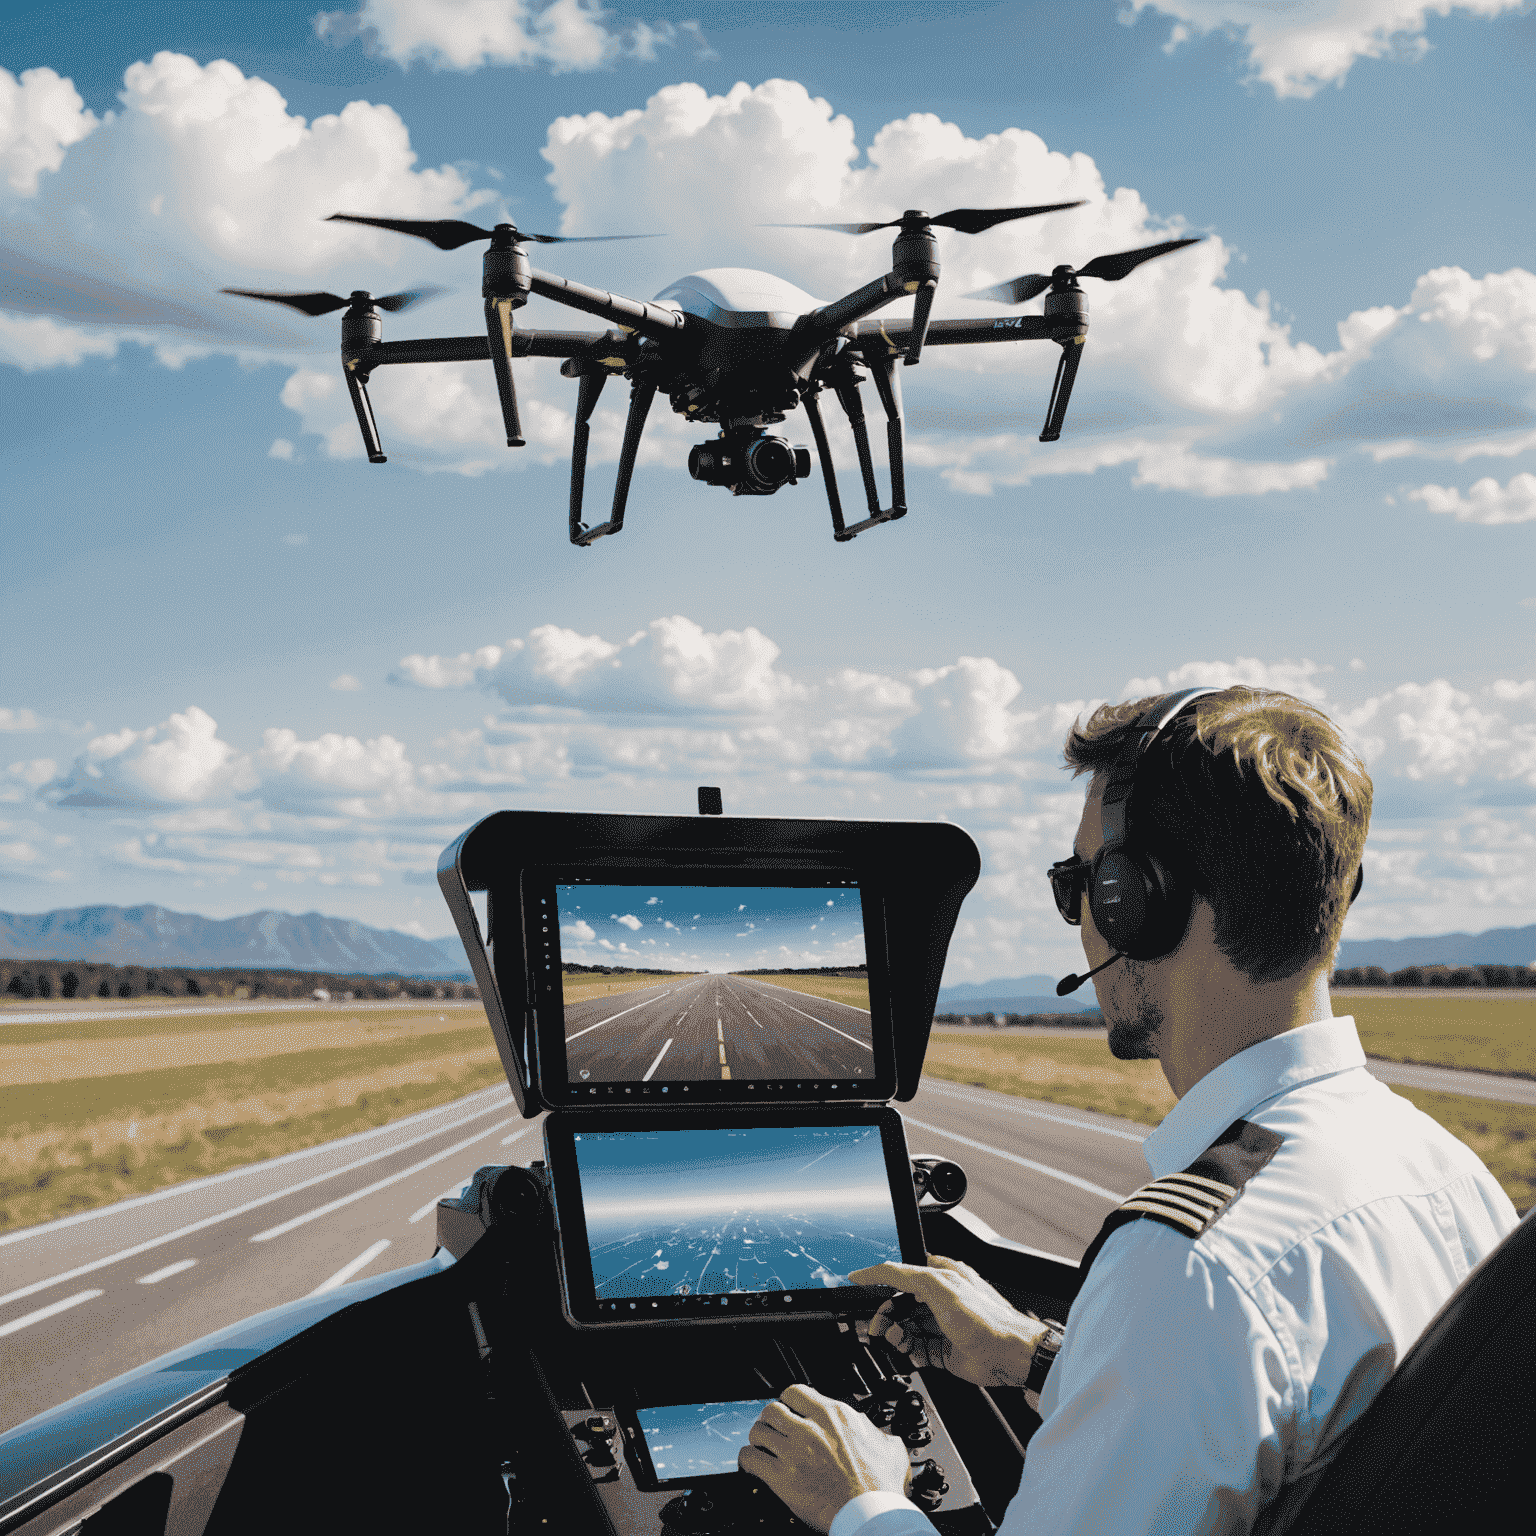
[{"x1": 1056, "y1": 952, "x2": 1124, "y2": 996}]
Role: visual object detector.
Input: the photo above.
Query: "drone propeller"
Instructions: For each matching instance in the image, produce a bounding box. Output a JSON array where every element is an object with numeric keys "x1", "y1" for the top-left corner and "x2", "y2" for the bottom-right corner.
[
  {"x1": 766, "y1": 201, "x2": 1085, "y2": 237},
  {"x1": 325, "y1": 214, "x2": 662, "y2": 251},
  {"x1": 965, "y1": 237, "x2": 1203, "y2": 305},
  {"x1": 220, "y1": 285, "x2": 445, "y2": 317}
]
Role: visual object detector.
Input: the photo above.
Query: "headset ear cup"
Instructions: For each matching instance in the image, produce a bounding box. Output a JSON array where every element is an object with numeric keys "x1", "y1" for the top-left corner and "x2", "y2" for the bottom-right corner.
[
  {"x1": 1121, "y1": 847, "x2": 1193, "y2": 962},
  {"x1": 1087, "y1": 847, "x2": 1147, "y2": 954}
]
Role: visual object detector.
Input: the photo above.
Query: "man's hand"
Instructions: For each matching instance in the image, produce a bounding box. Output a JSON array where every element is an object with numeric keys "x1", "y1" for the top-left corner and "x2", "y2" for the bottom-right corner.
[
  {"x1": 850, "y1": 1255, "x2": 1050, "y2": 1390},
  {"x1": 739, "y1": 1384, "x2": 912, "y2": 1534}
]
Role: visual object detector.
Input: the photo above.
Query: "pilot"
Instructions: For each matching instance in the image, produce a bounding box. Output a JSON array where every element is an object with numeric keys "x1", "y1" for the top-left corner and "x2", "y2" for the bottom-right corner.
[{"x1": 739, "y1": 685, "x2": 1519, "y2": 1534}]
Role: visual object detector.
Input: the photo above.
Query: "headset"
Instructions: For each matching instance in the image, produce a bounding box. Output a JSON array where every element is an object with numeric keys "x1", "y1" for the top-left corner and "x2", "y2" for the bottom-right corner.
[{"x1": 1055, "y1": 686, "x2": 1364, "y2": 994}]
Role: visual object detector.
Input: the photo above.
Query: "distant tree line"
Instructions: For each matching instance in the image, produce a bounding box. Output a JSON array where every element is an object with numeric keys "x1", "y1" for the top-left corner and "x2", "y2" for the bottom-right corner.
[
  {"x1": 735, "y1": 965, "x2": 869, "y2": 977},
  {"x1": 1, "y1": 958, "x2": 478, "y2": 1002},
  {"x1": 935, "y1": 1011, "x2": 1106, "y2": 1028},
  {"x1": 562, "y1": 963, "x2": 691, "y2": 977},
  {"x1": 1331, "y1": 964, "x2": 1536, "y2": 989}
]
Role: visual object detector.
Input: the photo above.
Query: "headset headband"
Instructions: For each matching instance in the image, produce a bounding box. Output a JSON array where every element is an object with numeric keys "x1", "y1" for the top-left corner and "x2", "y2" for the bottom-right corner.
[{"x1": 1098, "y1": 686, "x2": 1223, "y2": 847}]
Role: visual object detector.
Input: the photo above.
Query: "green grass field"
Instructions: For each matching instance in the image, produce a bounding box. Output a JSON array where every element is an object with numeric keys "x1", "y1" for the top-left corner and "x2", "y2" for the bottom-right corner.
[{"x1": 1338, "y1": 994, "x2": 1536, "y2": 1079}]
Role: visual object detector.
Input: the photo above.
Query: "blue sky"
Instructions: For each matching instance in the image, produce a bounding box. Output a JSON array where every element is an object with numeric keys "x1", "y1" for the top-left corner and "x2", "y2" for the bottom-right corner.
[
  {"x1": 3, "y1": 0, "x2": 1533, "y2": 983},
  {"x1": 556, "y1": 882, "x2": 864, "y2": 969}
]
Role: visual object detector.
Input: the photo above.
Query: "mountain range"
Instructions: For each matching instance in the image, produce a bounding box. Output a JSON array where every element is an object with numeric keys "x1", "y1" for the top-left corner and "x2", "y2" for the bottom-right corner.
[
  {"x1": 936, "y1": 924, "x2": 1535, "y2": 1013},
  {"x1": 5, "y1": 906, "x2": 1529, "y2": 993},
  {"x1": 0, "y1": 905, "x2": 470, "y2": 977}
]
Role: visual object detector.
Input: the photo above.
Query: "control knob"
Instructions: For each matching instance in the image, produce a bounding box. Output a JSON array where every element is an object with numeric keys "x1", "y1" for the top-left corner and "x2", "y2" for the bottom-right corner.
[{"x1": 910, "y1": 1459, "x2": 949, "y2": 1512}]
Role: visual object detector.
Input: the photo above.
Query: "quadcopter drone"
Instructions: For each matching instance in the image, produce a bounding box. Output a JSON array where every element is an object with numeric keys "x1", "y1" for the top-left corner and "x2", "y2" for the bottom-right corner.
[{"x1": 225, "y1": 207, "x2": 1200, "y2": 546}]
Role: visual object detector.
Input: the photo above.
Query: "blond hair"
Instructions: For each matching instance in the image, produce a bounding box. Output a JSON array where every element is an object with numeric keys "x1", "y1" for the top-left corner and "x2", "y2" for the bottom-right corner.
[{"x1": 1063, "y1": 687, "x2": 1372, "y2": 983}]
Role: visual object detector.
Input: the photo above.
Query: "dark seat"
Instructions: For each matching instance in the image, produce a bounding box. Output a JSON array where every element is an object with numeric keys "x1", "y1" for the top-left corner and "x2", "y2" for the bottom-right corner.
[{"x1": 1259, "y1": 1210, "x2": 1536, "y2": 1534}]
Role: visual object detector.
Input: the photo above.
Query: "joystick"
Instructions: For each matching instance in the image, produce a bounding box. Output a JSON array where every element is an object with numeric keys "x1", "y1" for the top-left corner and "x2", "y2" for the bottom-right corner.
[{"x1": 910, "y1": 1460, "x2": 949, "y2": 1512}]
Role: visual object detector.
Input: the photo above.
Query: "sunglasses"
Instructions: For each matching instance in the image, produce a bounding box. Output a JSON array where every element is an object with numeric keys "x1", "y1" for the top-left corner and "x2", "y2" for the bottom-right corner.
[{"x1": 1047, "y1": 855, "x2": 1094, "y2": 925}]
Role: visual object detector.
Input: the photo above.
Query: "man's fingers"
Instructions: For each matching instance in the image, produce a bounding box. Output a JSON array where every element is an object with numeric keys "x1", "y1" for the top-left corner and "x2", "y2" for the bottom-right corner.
[
  {"x1": 738, "y1": 1444, "x2": 776, "y2": 1477},
  {"x1": 849, "y1": 1262, "x2": 927, "y2": 1289},
  {"x1": 778, "y1": 1384, "x2": 841, "y2": 1428}
]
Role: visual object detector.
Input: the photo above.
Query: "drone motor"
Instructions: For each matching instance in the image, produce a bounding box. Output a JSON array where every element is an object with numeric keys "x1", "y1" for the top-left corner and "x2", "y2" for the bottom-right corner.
[{"x1": 689, "y1": 430, "x2": 812, "y2": 496}]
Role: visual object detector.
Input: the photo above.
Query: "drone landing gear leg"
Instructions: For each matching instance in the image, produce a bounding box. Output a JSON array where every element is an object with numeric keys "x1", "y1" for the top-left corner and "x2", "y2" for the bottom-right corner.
[
  {"x1": 566, "y1": 368, "x2": 607, "y2": 545},
  {"x1": 1039, "y1": 336, "x2": 1085, "y2": 443},
  {"x1": 572, "y1": 380, "x2": 655, "y2": 547},
  {"x1": 485, "y1": 299, "x2": 526, "y2": 448},
  {"x1": 344, "y1": 366, "x2": 387, "y2": 464},
  {"x1": 825, "y1": 355, "x2": 907, "y2": 540},
  {"x1": 802, "y1": 390, "x2": 853, "y2": 543}
]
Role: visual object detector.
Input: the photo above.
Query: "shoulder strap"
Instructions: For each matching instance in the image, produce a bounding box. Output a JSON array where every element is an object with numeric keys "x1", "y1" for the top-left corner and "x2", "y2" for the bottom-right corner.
[{"x1": 1076, "y1": 1118, "x2": 1283, "y2": 1282}]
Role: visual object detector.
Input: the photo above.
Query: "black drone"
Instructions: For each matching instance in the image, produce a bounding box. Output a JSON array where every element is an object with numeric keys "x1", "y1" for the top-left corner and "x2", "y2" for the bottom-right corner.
[{"x1": 224, "y1": 208, "x2": 1200, "y2": 546}]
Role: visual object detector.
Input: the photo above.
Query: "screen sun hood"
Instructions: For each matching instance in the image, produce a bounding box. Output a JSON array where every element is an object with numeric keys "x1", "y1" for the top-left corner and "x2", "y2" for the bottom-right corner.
[{"x1": 437, "y1": 810, "x2": 981, "y2": 1116}]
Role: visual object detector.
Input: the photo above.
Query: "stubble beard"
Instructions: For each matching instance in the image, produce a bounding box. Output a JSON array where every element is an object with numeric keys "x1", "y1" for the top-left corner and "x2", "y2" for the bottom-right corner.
[{"x1": 1104, "y1": 960, "x2": 1164, "y2": 1061}]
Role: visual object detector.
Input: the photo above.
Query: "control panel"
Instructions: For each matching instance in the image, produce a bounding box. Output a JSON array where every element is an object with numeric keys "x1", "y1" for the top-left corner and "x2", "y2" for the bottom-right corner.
[{"x1": 562, "y1": 1339, "x2": 983, "y2": 1529}]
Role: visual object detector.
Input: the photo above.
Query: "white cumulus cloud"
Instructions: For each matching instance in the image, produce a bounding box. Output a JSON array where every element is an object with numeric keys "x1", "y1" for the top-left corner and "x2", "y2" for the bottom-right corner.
[
  {"x1": 45, "y1": 706, "x2": 255, "y2": 808},
  {"x1": 312, "y1": 0, "x2": 709, "y2": 73},
  {"x1": 1125, "y1": 1, "x2": 1524, "y2": 99},
  {"x1": 1406, "y1": 472, "x2": 1536, "y2": 524},
  {"x1": 615, "y1": 913, "x2": 642, "y2": 930},
  {"x1": 0, "y1": 65, "x2": 98, "y2": 193}
]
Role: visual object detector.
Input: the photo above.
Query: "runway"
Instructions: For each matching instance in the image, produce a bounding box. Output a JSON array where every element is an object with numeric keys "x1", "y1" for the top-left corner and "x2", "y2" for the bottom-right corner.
[
  {"x1": 0, "y1": 1075, "x2": 1149, "y2": 1435},
  {"x1": 563, "y1": 974, "x2": 875, "y2": 1083}
]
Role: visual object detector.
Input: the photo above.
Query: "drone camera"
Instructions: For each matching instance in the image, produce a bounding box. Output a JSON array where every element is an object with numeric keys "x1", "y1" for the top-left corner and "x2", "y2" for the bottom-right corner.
[{"x1": 689, "y1": 431, "x2": 812, "y2": 496}]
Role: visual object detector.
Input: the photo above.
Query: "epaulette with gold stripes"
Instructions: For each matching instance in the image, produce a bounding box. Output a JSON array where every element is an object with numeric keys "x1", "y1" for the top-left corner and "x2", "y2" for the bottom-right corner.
[{"x1": 1077, "y1": 1118, "x2": 1283, "y2": 1280}]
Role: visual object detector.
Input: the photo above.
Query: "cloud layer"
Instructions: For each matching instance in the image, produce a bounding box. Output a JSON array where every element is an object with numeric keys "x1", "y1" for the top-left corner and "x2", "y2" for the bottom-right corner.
[{"x1": 16, "y1": 615, "x2": 1530, "y2": 974}]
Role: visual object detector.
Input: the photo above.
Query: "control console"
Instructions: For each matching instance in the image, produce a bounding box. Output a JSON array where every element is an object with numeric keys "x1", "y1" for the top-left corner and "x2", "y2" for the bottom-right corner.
[{"x1": 554, "y1": 1317, "x2": 990, "y2": 1534}]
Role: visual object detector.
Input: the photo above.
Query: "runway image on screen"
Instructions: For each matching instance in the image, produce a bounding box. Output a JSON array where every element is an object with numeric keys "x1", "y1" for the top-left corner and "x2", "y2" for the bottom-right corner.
[
  {"x1": 636, "y1": 1400, "x2": 773, "y2": 1483},
  {"x1": 556, "y1": 883, "x2": 871, "y2": 1084},
  {"x1": 574, "y1": 1124, "x2": 902, "y2": 1300}
]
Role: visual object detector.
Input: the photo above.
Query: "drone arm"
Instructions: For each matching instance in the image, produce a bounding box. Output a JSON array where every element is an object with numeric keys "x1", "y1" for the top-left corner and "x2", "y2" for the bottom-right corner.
[
  {"x1": 529, "y1": 271, "x2": 685, "y2": 344},
  {"x1": 342, "y1": 361, "x2": 387, "y2": 464},
  {"x1": 832, "y1": 365, "x2": 883, "y2": 513},
  {"x1": 572, "y1": 380, "x2": 656, "y2": 547},
  {"x1": 354, "y1": 329, "x2": 632, "y2": 367},
  {"x1": 850, "y1": 314, "x2": 1080, "y2": 352},
  {"x1": 791, "y1": 271, "x2": 908, "y2": 367},
  {"x1": 869, "y1": 354, "x2": 907, "y2": 516}
]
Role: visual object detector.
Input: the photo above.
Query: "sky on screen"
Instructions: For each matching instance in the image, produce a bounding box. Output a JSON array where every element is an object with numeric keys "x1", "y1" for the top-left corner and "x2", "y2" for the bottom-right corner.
[
  {"x1": 574, "y1": 1124, "x2": 892, "y2": 1219},
  {"x1": 2, "y1": 0, "x2": 1533, "y2": 984},
  {"x1": 555, "y1": 883, "x2": 865, "y2": 971}
]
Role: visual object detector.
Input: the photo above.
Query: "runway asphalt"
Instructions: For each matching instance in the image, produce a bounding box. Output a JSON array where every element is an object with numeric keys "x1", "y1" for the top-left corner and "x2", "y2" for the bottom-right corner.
[
  {"x1": 0, "y1": 1075, "x2": 1149, "y2": 1436},
  {"x1": 563, "y1": 975, "x2": 875, "y2": 1084}
]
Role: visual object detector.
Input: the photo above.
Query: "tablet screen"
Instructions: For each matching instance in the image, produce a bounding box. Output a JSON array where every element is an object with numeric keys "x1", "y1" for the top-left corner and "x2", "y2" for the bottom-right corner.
[
  {"x1": 633, "y1": 1400, "x2": 773, "y2": 1486},
  {"x1": 526, "y1": 872, "x2": 894, "y2": 1104},
  {"x1": 548, "y1": 1112, "x2": 919, "y2": 1324}
]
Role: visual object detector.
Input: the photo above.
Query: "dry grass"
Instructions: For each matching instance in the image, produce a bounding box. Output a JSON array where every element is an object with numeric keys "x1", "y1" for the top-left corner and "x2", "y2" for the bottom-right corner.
[
  {"x1": 737, "y1": 975, "x2": 871, "y2": 1011},
  {"x1": 924, "y1": 1032, "x2": 1176, "y2": 1127},
  {"x1": 561, "y1": 973, "x2": 698, "y2": 1003},
  {"x1": 0, "y1": 1010, "x2": 482, "y2": 1086},
  {"x1": 0, "y1": 1007, "x2": 508, "y2": 1233},
  {"x1": 922, "y1": 1030, "x2": 1535, "y2": 1215}
]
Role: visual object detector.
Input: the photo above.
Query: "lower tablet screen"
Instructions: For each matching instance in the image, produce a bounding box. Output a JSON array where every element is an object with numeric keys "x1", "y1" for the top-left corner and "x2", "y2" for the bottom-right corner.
[
  {"x1": 635, "y1": 1400, "x2": 773, "y2": 1484},
  {"x1": 573, "y1": 1122, "x2": 903, "y2": 1300}
]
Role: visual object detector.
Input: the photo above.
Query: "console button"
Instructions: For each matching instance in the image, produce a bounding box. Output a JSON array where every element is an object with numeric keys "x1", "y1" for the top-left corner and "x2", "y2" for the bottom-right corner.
[
  {"x1": 900, "y1": 1424, "x2": 934, "y2": 1449},
  {"x1": 911, "y1": 1460, "x2": 949, "y2": 1511}
]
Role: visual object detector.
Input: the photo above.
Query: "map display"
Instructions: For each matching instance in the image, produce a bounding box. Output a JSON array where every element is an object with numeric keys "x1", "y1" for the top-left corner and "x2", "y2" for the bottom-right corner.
[{"x1": 573, "y1": 1124, "x2": 901, "y2": 1299}]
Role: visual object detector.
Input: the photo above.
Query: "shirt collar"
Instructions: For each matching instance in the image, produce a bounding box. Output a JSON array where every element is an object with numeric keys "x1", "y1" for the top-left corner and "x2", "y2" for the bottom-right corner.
[{"x1": 1141, "y1": 1016, "x2": 1367, "y2": 1178}]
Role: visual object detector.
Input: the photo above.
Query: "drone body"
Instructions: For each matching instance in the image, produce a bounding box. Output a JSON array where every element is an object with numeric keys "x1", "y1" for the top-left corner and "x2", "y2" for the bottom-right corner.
[{"x1": 226, "y1": 209, "x2": 1199, "y2": 546}]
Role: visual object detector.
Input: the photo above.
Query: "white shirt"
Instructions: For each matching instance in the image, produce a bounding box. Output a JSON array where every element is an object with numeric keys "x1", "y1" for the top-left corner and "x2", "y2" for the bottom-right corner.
[{"x1": 830, "y1": 1016, "x2": 1518, "y2": 1536}]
